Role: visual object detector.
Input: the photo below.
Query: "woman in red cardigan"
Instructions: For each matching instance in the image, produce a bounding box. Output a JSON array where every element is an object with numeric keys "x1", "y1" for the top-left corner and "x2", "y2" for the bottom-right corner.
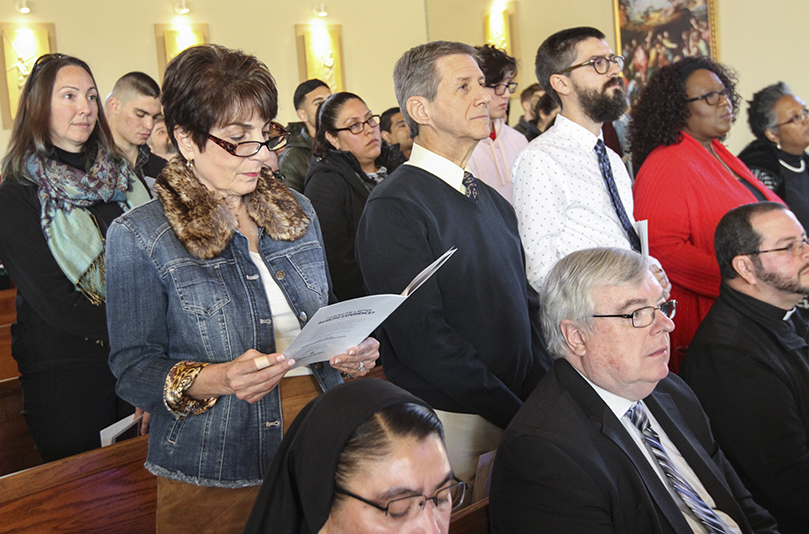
[{"x1": 630, "y1": 57, "x2": 782, "y2": 372}]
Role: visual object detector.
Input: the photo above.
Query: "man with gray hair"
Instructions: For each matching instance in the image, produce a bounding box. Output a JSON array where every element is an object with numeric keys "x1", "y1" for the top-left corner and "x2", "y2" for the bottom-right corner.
[
  {"x1": 490, "y1": 247, "x2": 777, "y2": 533},
  {"x1": 356, "y1": 41, "x2": 551, "y2": 488}
]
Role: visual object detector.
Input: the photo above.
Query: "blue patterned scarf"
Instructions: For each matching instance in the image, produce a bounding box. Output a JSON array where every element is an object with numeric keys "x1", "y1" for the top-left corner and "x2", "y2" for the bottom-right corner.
[{"x1": 26, "y1": 144, "x2": 150, "y2": 304}]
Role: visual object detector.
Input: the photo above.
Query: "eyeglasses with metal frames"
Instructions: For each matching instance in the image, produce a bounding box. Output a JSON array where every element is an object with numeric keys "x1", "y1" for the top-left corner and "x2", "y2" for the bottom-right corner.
[
  {"x1": 776, "y1": 108, "x2": 809, "y2": 128},
  {"x1": 685, "y1": 87, "x2": 734, "y2": 106},
  {"x1": 744, "y1": 237, "x2": 809, "y2": 258},
  {"x1": 559, "y1": 55, "x2": 625, "y2": 75},
  {"x1": 207, "y1": 123, "x2": 290, "y2": 157},
  {"x1": 489, "y1": 81, "x2": 518, "y2": 96},
  {"x1": 592, "y1": 300, "x2": 677, "y2": 329},
  {"x1": 332, "y1": 114, "x2": 381, "y2": 135},
  {"x1": 334, "y1": 479, "x2": 466, "y2": 521}
]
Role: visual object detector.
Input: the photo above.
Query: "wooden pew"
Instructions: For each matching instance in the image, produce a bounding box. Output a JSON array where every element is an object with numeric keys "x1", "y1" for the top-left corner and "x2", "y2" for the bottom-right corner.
[
  {"x1": 0, "y1": 434, "x2": 154, "y2": 534},
  {"x1": 0, "y1": 288, "x2": 18, "y2": 381},
  {"x1": 450, "y1": 497, "x2": 490, "y2": 534},
  {"x1": 0, "y1": 376, "x2": 42, "y2": 476},
  {"x1": 0, "y1": 366, "x2": 390, "y2": 533}
]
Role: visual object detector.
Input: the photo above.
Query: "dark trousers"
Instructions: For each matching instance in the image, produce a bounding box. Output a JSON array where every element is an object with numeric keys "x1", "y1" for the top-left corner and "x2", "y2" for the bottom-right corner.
[{"x1": 19, "y1": 364, "x2": 133, "y2": 462}]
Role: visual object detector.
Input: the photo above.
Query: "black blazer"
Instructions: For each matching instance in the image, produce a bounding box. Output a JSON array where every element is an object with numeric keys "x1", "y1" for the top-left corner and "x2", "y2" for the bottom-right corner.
[{"x1": 489, "y1": 359, "x2": 778, "y2": 534}]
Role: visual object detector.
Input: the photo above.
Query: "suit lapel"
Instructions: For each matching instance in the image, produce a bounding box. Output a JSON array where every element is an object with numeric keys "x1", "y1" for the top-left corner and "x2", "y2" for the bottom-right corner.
[
  {"x1": 646, "y1": 390, "x2": 750, "y2": 533},
  {"x1": 555, "y1": 361, "x2": 691, "y2": 532}
]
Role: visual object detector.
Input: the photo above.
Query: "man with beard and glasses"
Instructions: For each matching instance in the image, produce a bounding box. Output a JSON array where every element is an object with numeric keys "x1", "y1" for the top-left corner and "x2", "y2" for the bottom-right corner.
[
  {"x1": 512, "y1": 27, "x2": 670, "y2": 296},
  {"x1": 682, "y1": 201, "x2": 809, "y2": 534}
]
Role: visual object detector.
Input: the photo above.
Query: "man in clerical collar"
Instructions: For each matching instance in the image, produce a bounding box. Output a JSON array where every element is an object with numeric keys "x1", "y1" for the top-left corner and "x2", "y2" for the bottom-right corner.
[
  {"x1": 490, "y1": 247, "x2": 777, "y2": 534},
  {"x1": 355, "y1": 41, "x2": 552, "y2": 495},
  {"x1": 682, "y1": 201, "x2": 809, "y2": 534}
]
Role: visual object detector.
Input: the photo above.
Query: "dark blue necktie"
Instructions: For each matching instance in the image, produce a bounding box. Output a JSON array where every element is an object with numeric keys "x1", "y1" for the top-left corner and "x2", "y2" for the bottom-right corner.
[
  {"x1": 462, "y1": 171, "x2": 479, "y2": 203},
  {"x1": 627, "y1": 403, "x2": 730, "y2": 534},
  {"x1": 595, "y1": 139, "x2": 641, "y2": 252}
]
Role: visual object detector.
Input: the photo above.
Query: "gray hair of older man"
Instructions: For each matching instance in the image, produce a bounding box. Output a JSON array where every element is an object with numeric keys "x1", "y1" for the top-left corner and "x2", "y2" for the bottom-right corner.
[
  {"x1": 393, "y1": 40, "x2": 477, "y2": 139},
  {"x1": 540, "y1": 248, "x2": 651, "y2": 359}
]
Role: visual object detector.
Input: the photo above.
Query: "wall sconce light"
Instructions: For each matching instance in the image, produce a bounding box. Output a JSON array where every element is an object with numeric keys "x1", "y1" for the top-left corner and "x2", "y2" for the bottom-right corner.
[
  {"x1": 312, "y1": 3, "x2": 328, "y2": 17},
  {"x1": 15, "y1": 0, "x2": 30, "y2": 14},
  {"x1": 174, "y1": 0, "x2": 190, "y2": 15}
]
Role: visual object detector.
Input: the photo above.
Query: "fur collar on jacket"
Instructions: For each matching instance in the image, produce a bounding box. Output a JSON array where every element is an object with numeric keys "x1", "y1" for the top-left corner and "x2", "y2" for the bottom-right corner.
[{"x1": 154, "y1": 158, "x2": 310, "y2": 260}]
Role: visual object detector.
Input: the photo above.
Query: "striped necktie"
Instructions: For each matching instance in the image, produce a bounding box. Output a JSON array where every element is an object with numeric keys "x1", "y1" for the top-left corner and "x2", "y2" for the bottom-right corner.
[{"x1": 627, "y1": 403, "x2": 730, "y2": 534}]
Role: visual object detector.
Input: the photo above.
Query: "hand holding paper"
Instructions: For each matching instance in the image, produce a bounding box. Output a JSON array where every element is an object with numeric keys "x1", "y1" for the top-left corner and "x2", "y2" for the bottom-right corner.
[{"x1": 282, "y1": 247, "x2": 457, "y2": 369}]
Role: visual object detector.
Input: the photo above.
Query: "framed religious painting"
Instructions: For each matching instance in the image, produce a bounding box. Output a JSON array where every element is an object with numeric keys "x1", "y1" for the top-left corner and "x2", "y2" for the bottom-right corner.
[
  {"x1": 295, "y1": 24, "x2": 345, "y2": 92},
  {"x1": 613, "y1": 0, "x2": 717, "y2": 106},
  {"x1": 0, "y1": 22, "x2": 56, "y2": 129}
]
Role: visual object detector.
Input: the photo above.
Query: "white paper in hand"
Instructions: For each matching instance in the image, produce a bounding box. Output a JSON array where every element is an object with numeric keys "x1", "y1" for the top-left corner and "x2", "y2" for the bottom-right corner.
[{"x1": 283, "y1": 247, "x2": 457, "y2": 368}]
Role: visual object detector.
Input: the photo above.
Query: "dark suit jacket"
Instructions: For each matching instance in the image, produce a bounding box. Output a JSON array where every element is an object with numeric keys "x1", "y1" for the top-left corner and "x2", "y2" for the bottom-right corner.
[{"x1": 489, "y1": 359, "x2": 778, "y2": 534}]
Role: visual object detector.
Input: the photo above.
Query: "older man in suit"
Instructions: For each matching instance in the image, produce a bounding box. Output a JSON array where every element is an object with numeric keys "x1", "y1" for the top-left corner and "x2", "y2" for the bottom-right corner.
[{"x1": 489, "y1": 247, "x2": 777, "y2": 534}]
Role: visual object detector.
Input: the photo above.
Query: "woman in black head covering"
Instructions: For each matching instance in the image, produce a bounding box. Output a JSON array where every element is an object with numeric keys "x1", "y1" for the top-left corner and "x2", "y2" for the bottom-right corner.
[{"x1": 244, "y1": 379, "x2": 464, "y2": 534}]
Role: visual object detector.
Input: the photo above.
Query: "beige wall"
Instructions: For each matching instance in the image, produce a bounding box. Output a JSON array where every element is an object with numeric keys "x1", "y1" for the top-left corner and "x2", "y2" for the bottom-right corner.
[
  {"x1": 0, "y1": 0, "x2": 428, "y2": 153},
  {"x1": 0, "y1": 1, "x2": 805, "y2": 156},
  {"x1": 428, "y1": 0, "x2": 809, "y2": 154}
]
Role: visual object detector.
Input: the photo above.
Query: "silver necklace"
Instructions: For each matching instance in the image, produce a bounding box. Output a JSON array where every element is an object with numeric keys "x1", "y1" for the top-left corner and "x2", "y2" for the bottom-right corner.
[{"x1": 778, "y1": 158, "x2": 806, "y2": 173}]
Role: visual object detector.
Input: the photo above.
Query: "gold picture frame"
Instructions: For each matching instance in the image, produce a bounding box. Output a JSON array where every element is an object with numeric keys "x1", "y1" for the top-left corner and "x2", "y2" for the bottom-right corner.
[
  {"x1": 295, "y1": 23, "x2": 345, "y2": 92},
  {"x1": 154, "y1": 23, "x2": 209, "y2": 82},
  {"x1": 613, "y1": 0, "x2": 717, "y2": 105},
  {"x1": 0, "y1": 22, "x2": 56, "y2": 129}
]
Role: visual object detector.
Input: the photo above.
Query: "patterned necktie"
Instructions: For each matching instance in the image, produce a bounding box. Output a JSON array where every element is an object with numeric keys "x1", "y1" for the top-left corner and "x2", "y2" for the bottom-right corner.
[
  {"x1": 594, "y1": 139, "x2": 641, "y2": 252},
  {"x1": 462, "y1": 171, "x2": 479, "y2": 203},
  {"x1": 627, "y1": 403, "x2": 730, "y2": 534}
]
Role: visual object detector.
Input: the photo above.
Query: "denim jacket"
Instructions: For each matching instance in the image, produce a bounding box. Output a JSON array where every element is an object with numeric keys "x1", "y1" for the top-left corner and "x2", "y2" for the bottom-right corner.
[{"x1": 106, "y1": 186, "x2": 343, "y2": 488}]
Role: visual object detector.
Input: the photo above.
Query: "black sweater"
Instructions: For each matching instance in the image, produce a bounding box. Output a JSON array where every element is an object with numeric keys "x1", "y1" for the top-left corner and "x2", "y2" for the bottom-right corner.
[
  {"x1": 356, "y1": 164, "x2": 552, "y2": 428},
  {"x1": 0, "y1": 177, "x2": 122, "y2": 373}
]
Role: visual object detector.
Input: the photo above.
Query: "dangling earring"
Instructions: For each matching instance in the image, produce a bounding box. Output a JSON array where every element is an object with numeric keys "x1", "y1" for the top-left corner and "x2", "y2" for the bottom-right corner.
[
  {"x1": 186, "y1": 159, "x2": 194, "y2": 170},
  {"x1": 777, "y1": 141, "x2": 782, "y2": 150}
]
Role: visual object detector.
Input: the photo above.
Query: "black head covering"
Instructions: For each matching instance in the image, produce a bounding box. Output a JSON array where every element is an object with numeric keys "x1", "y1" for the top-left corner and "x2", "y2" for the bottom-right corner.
[{"x1": 242, "y1": 379, "x2": 434, "y2": 534}]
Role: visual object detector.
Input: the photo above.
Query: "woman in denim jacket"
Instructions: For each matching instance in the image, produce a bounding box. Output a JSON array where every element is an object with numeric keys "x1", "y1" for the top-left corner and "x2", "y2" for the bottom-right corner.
[{"x1": 105, "y1": 45, "x2": 379, "y2": 533}]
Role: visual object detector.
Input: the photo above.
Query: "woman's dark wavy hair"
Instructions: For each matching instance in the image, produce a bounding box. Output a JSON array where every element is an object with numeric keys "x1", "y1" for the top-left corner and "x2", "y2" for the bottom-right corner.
[
  {"x1": 161, "y1": 44, "x2": 278, "y2": 161},
  {"x1": 311, "y1": 92, "x2": 364, "y2": 159},
  {"x1": 629, "y1": 56, "x2": 739, "y2": 169},
  {"x1": 1, "y1": 53, "x2": 120, "y2": 184}
]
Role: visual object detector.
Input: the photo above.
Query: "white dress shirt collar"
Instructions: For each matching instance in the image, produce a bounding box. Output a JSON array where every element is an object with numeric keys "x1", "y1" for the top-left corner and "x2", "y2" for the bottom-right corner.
[
  {"x1": 572, "y1": 366, "x2": 636, "y2": 420},
  {"x1": 406, "y1": 142, "x2": 467, "y2": 194},
  {"x1": 555, "y1": 113, "x2": 605, "y2": 152}
]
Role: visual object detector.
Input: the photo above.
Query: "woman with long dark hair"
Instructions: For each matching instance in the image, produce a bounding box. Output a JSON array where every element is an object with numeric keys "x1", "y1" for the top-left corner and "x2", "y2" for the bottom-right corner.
[{"x1": 0, "y1": 53, "x2": 150, "y2": 462}]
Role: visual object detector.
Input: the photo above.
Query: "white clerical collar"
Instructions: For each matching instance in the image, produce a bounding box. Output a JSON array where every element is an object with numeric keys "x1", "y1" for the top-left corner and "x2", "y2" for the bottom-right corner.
[
  {"x1": 784, "y1": 307, "x2": 798, "y2": 321},
  {"x1": 405, "y1": 142, "x2": 467, "y2": 194},
  {"x1": 573, "y1": 366, "x2": 636, "y2": 421}
]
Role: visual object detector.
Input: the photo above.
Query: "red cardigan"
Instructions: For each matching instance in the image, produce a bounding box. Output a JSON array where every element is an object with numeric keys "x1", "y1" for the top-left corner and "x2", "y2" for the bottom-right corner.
[{"x1": 634, "y1": 132, "x2": 783, "y2": 371}]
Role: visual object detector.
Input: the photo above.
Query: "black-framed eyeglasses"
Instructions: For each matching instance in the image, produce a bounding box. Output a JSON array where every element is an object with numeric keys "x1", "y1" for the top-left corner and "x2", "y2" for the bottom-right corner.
[
  {"x1": 334, "y1": 479, "x2": 466, "y2": 521},
  {"x1": 593, "y1": 300, "x2": 677, "y2": 328},
  {"x1": 490, "y1": 81, "x2": 518, "y2": 96},
  {"x1": 207, "y1": 126, "x2": 290, "y2": 157},
  {"x1": 744, "y1": 237, "x2": 809, "y2": 258},
  {"x1": 559, "y1": 55, "x2": 624, "y2": 75},
  {"x1": 776, "y1": 108, "x2": 809, "y2": 128},
  {"x1": 333, "y1": 114, "x2": 381, "y2": 135},
  {"x1": 685, "y1": 87, "x2": 734, "y2": 106}
]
